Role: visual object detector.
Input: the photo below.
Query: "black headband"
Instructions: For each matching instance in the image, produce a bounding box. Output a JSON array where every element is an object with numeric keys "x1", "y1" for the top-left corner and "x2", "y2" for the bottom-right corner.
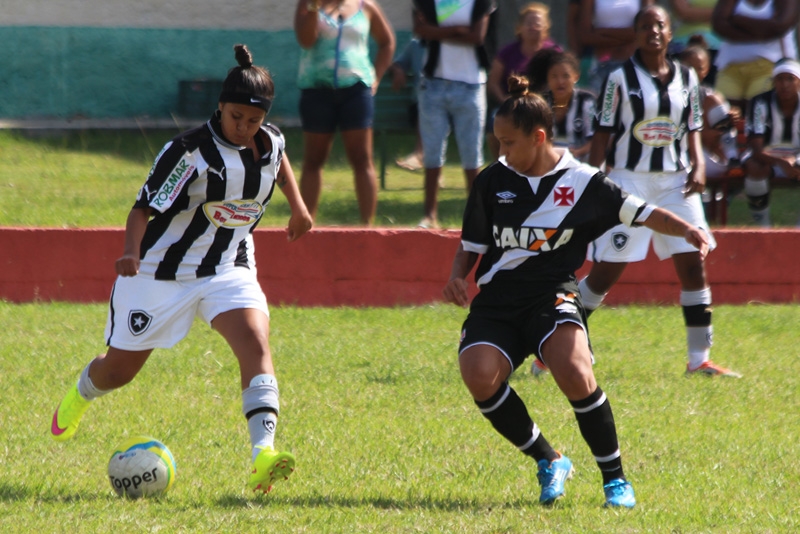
[{"x1": 218, "y1": 91, "x2": 272, "y2": 114}]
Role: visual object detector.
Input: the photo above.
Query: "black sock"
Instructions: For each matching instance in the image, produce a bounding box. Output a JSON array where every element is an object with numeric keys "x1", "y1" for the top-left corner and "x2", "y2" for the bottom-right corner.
[
  {"x1": 570, "y1": 387, "x2": 624, "y2": 484},
  {"x1": 475, "y1": 382, "x2": 557, "y2": 463}
]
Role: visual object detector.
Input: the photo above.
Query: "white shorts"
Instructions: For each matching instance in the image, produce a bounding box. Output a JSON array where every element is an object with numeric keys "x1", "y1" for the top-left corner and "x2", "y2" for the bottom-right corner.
[
  {"x1": 104, "y1": 267, "x2": 269, "y2": 351},
  {"x1": 589, "y1": 169, "x2": 716, "y2": 262}
]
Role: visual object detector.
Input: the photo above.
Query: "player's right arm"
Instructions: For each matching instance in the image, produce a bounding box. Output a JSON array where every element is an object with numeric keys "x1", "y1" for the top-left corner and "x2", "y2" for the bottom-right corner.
[
  {"x1": 443, "y1": 243, "x2": 478, "y2": 308},
  {"x1": 116, "y1": 207, "x2": 152, "y2": 277}
]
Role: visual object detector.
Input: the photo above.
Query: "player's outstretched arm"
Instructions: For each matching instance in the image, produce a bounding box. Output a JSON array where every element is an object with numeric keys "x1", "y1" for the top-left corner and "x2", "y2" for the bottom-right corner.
[
  {"x1": 442, "y1": 244, "x2": 478, "y2": 308},
  {"x1": 277, "y1": 152, "x2": 313, "y2": 242},
  {"x1": 643, "y1": 207, "x2": 710, "y2": 260}
]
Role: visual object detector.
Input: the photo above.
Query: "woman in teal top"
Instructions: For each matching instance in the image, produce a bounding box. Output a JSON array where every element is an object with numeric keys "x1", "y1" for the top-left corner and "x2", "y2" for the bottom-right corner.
[{"x1": 294, "y1": 0, "x2": 395, "y2": 225}]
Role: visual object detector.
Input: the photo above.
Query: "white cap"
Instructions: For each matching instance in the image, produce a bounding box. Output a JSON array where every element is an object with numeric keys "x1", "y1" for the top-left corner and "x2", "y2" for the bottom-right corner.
[{"x1": 772, "y1": 59, "x2": 800, "y2": 80}]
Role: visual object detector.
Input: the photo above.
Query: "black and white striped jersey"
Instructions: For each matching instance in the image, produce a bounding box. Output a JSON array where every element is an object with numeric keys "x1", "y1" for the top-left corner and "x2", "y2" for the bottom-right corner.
[
  {"x1": 746, "y1": 89, "x2": 800, "y2": 158},
  {"x1": 132, "y1": 113, "x2": 282, "y2": 280},
  {"x1": 595, "y1": 51, "x2": 703, "y2": 172},
  {"x1": 461, "y1": 151, "x2": 650, "y2": 287},
  {"x1": 544, "y1": 88, "x2": 596, "y2": 150}
]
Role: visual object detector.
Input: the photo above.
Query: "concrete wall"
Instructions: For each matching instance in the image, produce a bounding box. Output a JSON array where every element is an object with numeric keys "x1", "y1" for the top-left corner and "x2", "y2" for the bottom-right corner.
[{"x1": 2, "y1": 227, "x2": 798, "y2": 306}]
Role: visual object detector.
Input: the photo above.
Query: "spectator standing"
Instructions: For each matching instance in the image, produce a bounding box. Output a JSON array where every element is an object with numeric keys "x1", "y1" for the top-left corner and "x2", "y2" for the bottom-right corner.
[
  {"x1": 294, "y1": 0, "x2": 395, "y2": 225},
  {"x1": 49, "y1": 45, "x2": 313, "y2": 494},
  {"x1": 579, "y1": 6, "x2": 742, "y2": 377},
  {"x1": 443, "y1": 74, "x2": 711, "y2": 508},
  {"x1": 578, "y1": 0, "x2": 655, "y2": 94},
  {"x1": 668, "y1": 0, "x2": 721, "y2": 84},
  {"x1": 486, "y1": 2, "x2": 560, "y2": 159},
  {"x1": 413, "y1": 0, "x2": 496, "y2": 229},
  {"x1": 742, "y1": 58, "x2": 800, "y2": 226},
  {"x1": 712, "y1": 0, "x2": 799, "y2": 113}
]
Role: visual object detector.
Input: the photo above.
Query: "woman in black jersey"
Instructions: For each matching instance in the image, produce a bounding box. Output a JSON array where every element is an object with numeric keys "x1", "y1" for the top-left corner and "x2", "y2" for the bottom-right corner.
[
  {"x1": 443, "y1": 74, "x2": 709, "y2": 508},
  {"x1": 50, "y1": 45, "x2": 312, "y2": 495}
]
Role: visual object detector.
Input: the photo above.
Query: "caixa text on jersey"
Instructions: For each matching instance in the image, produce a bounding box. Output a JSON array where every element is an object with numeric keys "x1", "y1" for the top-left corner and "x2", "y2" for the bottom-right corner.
[{"x1": 493, "y1": 226, "x2": 574, "y2": 252}]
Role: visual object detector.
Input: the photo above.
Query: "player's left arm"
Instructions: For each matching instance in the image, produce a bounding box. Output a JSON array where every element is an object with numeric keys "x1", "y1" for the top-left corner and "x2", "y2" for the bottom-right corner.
[
  {"x1": 685, "y1": 129, "x2": 706, "y2": 196},
  {"x1": 642, "y1": 207, "x2": 710, "y2": 260},
  {"x1": 276, "y1": 152, "x2": 313, "y2": 242}
]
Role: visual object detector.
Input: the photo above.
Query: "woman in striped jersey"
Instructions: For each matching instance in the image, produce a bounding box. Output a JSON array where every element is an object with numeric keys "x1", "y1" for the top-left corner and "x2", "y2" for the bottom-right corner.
[
  {"x1": 50, "y1": 45, "x2": 313, "y2": 494},
  {"x1": 578, "y1": 6, "x2": 741, "y2": 377}
]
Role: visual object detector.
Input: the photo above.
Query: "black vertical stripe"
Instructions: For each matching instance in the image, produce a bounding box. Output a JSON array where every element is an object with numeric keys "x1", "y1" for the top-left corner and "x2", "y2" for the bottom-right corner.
[
  {"x1": 155, "y1": 210, "x2": 212, "y2": 280},
  {"x1": 193, "y1": 137, "x2": 230, "y2": 277},
  {"x1": 648, "y1": 69, "x2": 672, "y2": 173},
  {"x1": 673, "y1": 66, "x2": 692, "y2": 171},
  {"x1": 624, "y1": 62, "x2": 644, "y2": 170},
  {"x1": 782, "y1": 115, "x2": 793, "y2": 143}
]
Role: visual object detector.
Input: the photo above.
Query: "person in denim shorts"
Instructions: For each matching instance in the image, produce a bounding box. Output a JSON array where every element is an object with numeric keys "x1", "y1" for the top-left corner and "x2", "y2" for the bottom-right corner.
[{"x1": 412, "y1": 0, "x2": 495, "y2": 229}]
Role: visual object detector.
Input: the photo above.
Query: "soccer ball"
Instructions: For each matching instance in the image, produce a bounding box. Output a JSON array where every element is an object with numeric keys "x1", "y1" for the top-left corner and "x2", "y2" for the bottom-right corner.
[{"x1": 107, "y1": 435, "x2": 177, "y2": 499}]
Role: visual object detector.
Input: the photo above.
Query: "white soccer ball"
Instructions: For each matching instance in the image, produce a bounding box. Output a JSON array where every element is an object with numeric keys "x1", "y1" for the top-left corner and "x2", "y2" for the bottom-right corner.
[{"x1": 107, "y1": 435, "x2": 177, "y2": 499}]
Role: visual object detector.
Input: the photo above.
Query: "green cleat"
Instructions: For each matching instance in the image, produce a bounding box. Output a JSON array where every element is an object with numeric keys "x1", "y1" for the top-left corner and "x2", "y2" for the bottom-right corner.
[
  {"x1": 51, "y1": 384, "x2": 91, "y2": 441},
  {"x1": 248, "y1": 446, "x2": 295, "y2": 494}
]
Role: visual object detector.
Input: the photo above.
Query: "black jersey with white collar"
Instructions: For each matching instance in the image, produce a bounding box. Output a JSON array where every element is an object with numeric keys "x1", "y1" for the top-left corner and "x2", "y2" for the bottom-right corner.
[
  {"x1": 595, "y1": 52, "x2": 703, "y2": 172},
  {"x1": 461, "y1": 151, "x2": 649, "y2": 287},
  {"x1": 133, "y1": 113, "x2": 282, "y2": 280}
]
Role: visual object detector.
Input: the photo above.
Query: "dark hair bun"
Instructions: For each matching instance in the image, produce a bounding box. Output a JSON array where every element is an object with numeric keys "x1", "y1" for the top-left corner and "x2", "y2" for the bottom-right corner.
[
  {"x1": 506, "y1": 74, "x2": 530, "y2": 98},
  {"x1": 234, "y1": 44, "x2": 254, "y2": 69}
]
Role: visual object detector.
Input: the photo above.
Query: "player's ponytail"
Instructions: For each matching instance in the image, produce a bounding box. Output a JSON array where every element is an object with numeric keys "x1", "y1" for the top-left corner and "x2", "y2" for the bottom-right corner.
[
  {"x1": 495, "y1": 74, "x2": 553, "y2": 138},
  {"x1": 219, "y1": 44, "x2": 275, "y2": 114}
]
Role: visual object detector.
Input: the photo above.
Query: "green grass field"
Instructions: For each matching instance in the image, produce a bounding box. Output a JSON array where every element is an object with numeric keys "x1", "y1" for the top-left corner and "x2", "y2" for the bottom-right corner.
[
  {"x1": 2, "y1": 302, "x2": 799, "y2": 533},
  {"x1": 1, "y1": 128, "x2": 799, "y2": 229}
]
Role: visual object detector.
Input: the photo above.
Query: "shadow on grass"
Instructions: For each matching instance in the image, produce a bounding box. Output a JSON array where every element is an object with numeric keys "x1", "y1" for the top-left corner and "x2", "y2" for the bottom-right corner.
[
  {"x1": 214, "y1": 491, "x2": 539, "y2": 511},
  {"x1": 0, "y1": 481, "x2": 108, "y2": 503}
]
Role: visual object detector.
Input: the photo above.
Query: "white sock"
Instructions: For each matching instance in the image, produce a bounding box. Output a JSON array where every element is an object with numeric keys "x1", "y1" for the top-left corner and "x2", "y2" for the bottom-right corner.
[
  {"x1": 578, "y1": 276, "x2": 606, "y2": 311},
  {"x1": 76, "y1": 361, "x2": 111, "y2": 401},
  {"x1": 680, "y1": 288, "x2": 713, "y2": 370},
  {"x1": 242, "y1": 374, "x2": 280, "y2": 462}
]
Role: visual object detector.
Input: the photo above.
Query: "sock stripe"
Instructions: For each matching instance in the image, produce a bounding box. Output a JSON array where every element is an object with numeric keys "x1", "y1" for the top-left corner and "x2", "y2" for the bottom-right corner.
[
  {"x1": 478, "y1": 383, "x2": 511, "y2": 414},
  {"x1": 572, "y1": 391, "x2": 607, "y2": 414},
  {"x1": 595, "y1": 449, "x2": 621, "y2": 463},
  {"x1": 517, "y1": 424, "x2": 541, "y2": 451}
]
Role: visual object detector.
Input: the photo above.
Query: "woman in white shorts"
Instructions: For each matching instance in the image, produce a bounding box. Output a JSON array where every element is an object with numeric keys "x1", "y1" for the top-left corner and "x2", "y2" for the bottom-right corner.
[
  {"x1": 578, "y1": 6, "x2": 741, "y2": 377},
  {"x1": 50, "y1": 45, "x2": 314, "y2": 494}
]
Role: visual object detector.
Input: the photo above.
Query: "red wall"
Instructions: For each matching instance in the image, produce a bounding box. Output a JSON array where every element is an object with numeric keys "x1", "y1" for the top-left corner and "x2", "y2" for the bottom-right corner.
[{"x1": 1, "y1": 227, "x2": 798, "y2": 306}]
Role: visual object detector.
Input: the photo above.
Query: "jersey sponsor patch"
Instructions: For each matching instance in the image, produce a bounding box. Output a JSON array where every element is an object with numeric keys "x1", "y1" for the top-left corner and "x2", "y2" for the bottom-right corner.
[
  {"x1": 203, "y1": 200, "x2": 264, "y2": 228},
  {"x1": 493, "y1": 226, "x2": 574, "y2": 252},
  {"x1": 554, "y1": 291, "x2": 578, "y2": 314},
  {"x1": 633, "y1": 117, "x2": 679, "y2": 146},
  {"x1": 152, "y1": 157, "x2": 196, "y2": 209},
  {"x1": 763, "y1": 144, "x2": 797, "y2": 160},
  {"x1": 128, "y1": 310, "x2": 153, "y2": 336}
]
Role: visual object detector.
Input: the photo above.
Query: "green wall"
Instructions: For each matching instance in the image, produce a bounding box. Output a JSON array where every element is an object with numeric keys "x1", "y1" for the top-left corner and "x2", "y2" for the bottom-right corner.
[{"x1": 0, "y1": 26, "x2": 411, "y2": 121}]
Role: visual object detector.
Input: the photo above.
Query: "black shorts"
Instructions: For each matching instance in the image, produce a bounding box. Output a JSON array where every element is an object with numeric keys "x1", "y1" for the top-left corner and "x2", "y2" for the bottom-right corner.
[
  {"x1": 458, "y1": 280, "x2": 591, "y2": 371},
  {"x1": 299, "y1": 82, "x2": 374, "y2": 133}
]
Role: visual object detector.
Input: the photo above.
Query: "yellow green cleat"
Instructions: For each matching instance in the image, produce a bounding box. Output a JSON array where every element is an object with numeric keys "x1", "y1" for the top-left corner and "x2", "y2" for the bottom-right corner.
[
  {"x1": 248, "y1": 446, "x2": 295, "y2": 494},
  {"x1": 51, "y1": 384, "x2": 91, "y2": 441}
]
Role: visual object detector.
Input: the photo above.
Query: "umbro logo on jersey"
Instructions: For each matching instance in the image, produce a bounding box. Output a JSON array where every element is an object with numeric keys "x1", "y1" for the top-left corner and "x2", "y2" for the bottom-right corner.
[
  {"x1": 496, "y1": 191, "x2": 516, "y2": 204},
  {"x1": 553, "y1": 186, "x2": 574, "y2": 206},
  {"x1": 612, "y1": 232, "x2": 629, "y2": 251},
  {"x1": 128, "y1": 310, "x2": 153, "y2": 336}
]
